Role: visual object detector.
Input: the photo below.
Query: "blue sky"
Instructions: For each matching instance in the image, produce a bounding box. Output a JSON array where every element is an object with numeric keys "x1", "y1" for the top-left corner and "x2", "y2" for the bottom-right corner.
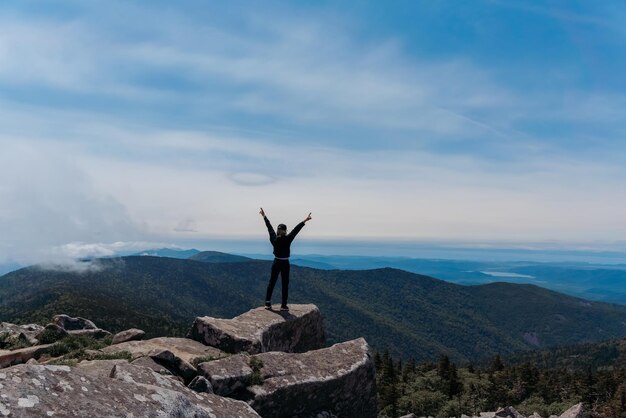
[{"x1": 1, "y1": 0, "x2": 625, "y2": 263}]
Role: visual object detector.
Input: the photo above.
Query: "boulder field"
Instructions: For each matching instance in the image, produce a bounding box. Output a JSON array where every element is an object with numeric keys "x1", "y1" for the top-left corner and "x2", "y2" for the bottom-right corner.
[{"x1": 0, "y1": 304, "x2": 377, "y2": 417}]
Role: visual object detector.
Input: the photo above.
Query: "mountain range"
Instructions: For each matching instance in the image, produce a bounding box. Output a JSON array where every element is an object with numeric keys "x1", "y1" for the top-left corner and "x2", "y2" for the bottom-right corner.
[{"x1": 2, "y1": 252, "x2": 625, "y2": 362}]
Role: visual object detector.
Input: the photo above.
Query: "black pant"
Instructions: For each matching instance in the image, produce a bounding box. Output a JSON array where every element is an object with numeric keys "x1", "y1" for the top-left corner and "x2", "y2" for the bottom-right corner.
[{"x1": 265, "y1": 258, "x2": 290, "y2": 306}]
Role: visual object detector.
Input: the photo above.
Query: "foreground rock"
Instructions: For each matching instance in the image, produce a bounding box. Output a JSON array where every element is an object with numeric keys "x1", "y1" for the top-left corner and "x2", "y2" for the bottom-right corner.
[
  {"x1": 199, "y1": 337, "x2": 377, "y2": 418},
  {"x1": 188, "y1": 304, "x2": 325, "y2": 354},
  {"x1": 0, "y1": 363, "x2": 260, "y2": 417},
  {"x1": 102, "y1": 337, "x2": 227, "y2": 382}
]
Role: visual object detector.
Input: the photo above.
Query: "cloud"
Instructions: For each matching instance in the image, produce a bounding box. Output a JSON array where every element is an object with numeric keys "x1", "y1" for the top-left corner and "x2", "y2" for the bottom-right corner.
[
  {"x1": 0, "y1": 140, "x2": 149, "y2": 264},
  {"x1": 50, "y1": 241, "x2": 166, "y2": 259}
]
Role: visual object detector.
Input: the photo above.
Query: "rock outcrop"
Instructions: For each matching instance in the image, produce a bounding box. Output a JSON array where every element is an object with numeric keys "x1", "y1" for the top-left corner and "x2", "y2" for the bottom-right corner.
[
  {"x1": 198, "y1": 338, "x2": 377, "y2": 417},
  {"x1": 0, "y1": 363, "x2": 260, "y2": 417},
  {"x1": 187, "y1": 304, "x2": 325, "y2": 354},
  {"x1": 0, "y1": 305, "x2": 375, "y2": 417},
  {"x1": 51, "y1": 314, "x2": 97, "y2": 330},
  {"x1": 50, "y1": 314, "x2": 111, "y2": 338},
  {"x1": 101, "y1": 337, "x2": 227, "y2": 382},
  {"x1": 0, "y1": 322, "x2": 43, "y2": 346}
]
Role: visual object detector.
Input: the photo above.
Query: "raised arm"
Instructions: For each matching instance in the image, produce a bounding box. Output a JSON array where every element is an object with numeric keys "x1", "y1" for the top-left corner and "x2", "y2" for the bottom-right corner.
[
  {"x1": 260, "y1": 207, "x2": 276, "y2": 243},
  {"x1": 287, "y1": 212, "x2": 312, "y2": 242}
]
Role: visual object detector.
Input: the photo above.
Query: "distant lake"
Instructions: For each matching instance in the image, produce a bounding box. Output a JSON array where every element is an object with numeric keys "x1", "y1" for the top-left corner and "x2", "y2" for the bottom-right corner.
[{"x1": 480, "y1": 271, "x2": 535, "y2": 279}]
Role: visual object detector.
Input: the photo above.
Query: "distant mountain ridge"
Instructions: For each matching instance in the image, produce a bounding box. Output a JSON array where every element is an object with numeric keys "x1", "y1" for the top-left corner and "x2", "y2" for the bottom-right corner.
[
  {"x1": 189, "y1": 251, "x2": 252, "y2": 263},
  {"x1": 1, "y1": 254, "x2": 626, "y2": 362}
]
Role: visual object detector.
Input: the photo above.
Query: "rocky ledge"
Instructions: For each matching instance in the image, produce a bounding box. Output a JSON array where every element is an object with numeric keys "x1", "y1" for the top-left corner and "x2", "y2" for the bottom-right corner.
[
  {"x1": 0, "y1": 304, "x2": 377, "y2": 417},
  {"x1": 198, "y1": 337, "x2": 377, "y2": 417},
  {"x1": 187, "y1": 303, "x2": 325, "y2": 354}
]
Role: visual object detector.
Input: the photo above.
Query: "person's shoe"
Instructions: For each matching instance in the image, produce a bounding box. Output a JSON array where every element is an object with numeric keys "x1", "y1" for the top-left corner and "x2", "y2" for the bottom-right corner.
[
  {"x1": 264, "y1": 301, "x2": 272, "y2": 310},
  {"x1": 280, "y1": 305, "x2": 289, "y2": 311}
]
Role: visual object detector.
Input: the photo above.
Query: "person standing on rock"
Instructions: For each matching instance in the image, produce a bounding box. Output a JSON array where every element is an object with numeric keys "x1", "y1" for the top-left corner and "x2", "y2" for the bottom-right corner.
[{"x1": 260, "y1": 207, "x2": 312, "y2": 311}]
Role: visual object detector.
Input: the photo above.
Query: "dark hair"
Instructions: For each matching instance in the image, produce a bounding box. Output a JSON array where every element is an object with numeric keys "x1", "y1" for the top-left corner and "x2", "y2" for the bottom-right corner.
[{"x1": 277, "y1": 224, "x2": 287, "y2": 231}]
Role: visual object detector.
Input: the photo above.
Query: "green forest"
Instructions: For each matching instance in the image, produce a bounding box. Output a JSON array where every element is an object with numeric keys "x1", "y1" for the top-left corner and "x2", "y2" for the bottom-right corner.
[{"x1": 376, "y1": 348, "x2": 626, "y2": 418}]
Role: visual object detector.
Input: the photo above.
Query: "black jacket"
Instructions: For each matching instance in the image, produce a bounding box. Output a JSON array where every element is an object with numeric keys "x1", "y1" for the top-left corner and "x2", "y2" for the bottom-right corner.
[{"x1": 264, "y1": 216, "x2": 305, "y2": 258}]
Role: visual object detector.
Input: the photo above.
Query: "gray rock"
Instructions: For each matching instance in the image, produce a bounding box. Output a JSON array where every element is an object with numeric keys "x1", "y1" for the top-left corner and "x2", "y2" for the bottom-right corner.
[
  {"x1": 528, "y1": 413, "x2": 543, "y2": 418},
  {"x1": 0, "y1": 344, "x2": 56, "y2": 369},
  {"x1": 399, "y1": 414, "x2": 419, "y2": 418},
  {"x1": 0, "y1": 322, "x2": 44, "y2": 346},
  {"x1": 131, "y1": 356, "x2": 174, "y2": 375},
  {"x1": 112, "y1": 328, "x2": 146, "y2": 345},
  {"x1": 188, "y1": 303, "x2": 325, "y2": 354},
  {"x1": 559, "y1": 403, "x2": 584, "y2": 418},
  {"x1": 102, "y1": 337, "x2": 226, "y2": 382},
  {"x1": 188, "y1": 375, "x2": 213, "y2": 393},
  {"x1": 197, "y1": 353, "x2": 253, "y2": 397},
  {"x1": 52, "y1": 314, "x2": 97, "y2": 330},
  {"x1": 35, "y1": 323, "x2": 68, "y2": 343},
  {"x1": 0, "y1": 363, "x2": 260, "y2": 417},
  {"x1": 495, "y1": 406, "x2": 525, "y2": 418},
  {"x1": 248, "y1": 337, "x2": 377, "y2": 418}
]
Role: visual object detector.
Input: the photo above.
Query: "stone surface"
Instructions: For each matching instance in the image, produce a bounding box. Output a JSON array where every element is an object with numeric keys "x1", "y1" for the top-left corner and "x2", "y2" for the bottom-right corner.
[
  {"x1": 52, "y1": 314, "x2": 97, "y2": 331},
  {"x1": 198, "y1": 353, "x2": 253, "y2": 397},
  {"x1": 36, "y1": 323, "x2": 68, "y2": 343},
  {"x1": 188, "y1": 375, "x2": 213, "y2": 393},
  {"x1": 0, "y1": 322, "x2": 43, "y2": 346},
  {"x1": 0, "y1": 344, "x2": 55, "y2": 369},
  {"x1": 102, "y1": 337, "x2": 226, "y2": 382},
  {"x1": 131, "y1": 356, "x2": 174, "y2": 375},
  {"x1": 249, "y1": 337, "x2": 376, "y2": 418},
  {"x1": 188, "y1": 303, "x2": 325, "y2": 354},
  {"x1": 559, "y1": 403, "x2": 584, "y2": 418},
  {"x1": 495, "y1": 406, "x2": 525, "y2": 418},
  {"x1": 0, "y1": 363, "x2": 260, "y2": 417},
  {"x1": 112, "y1": 328, "x2": 146, "y2": 345}
]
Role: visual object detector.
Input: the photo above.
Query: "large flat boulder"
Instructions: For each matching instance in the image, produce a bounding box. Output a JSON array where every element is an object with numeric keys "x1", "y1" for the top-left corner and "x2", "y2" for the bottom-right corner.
[
  {"x1": 0, "y1": 363, "x2": 260, "y2": 417},
  {"x1": 188, "y1": 304, "x2": 325, "y2": 354},
  {"x1": 101, "y1": 337, "x2": 227, "y2": 382},
  {"x1": 198, "y1": 338, "x2": 377, "y2": 418}
]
